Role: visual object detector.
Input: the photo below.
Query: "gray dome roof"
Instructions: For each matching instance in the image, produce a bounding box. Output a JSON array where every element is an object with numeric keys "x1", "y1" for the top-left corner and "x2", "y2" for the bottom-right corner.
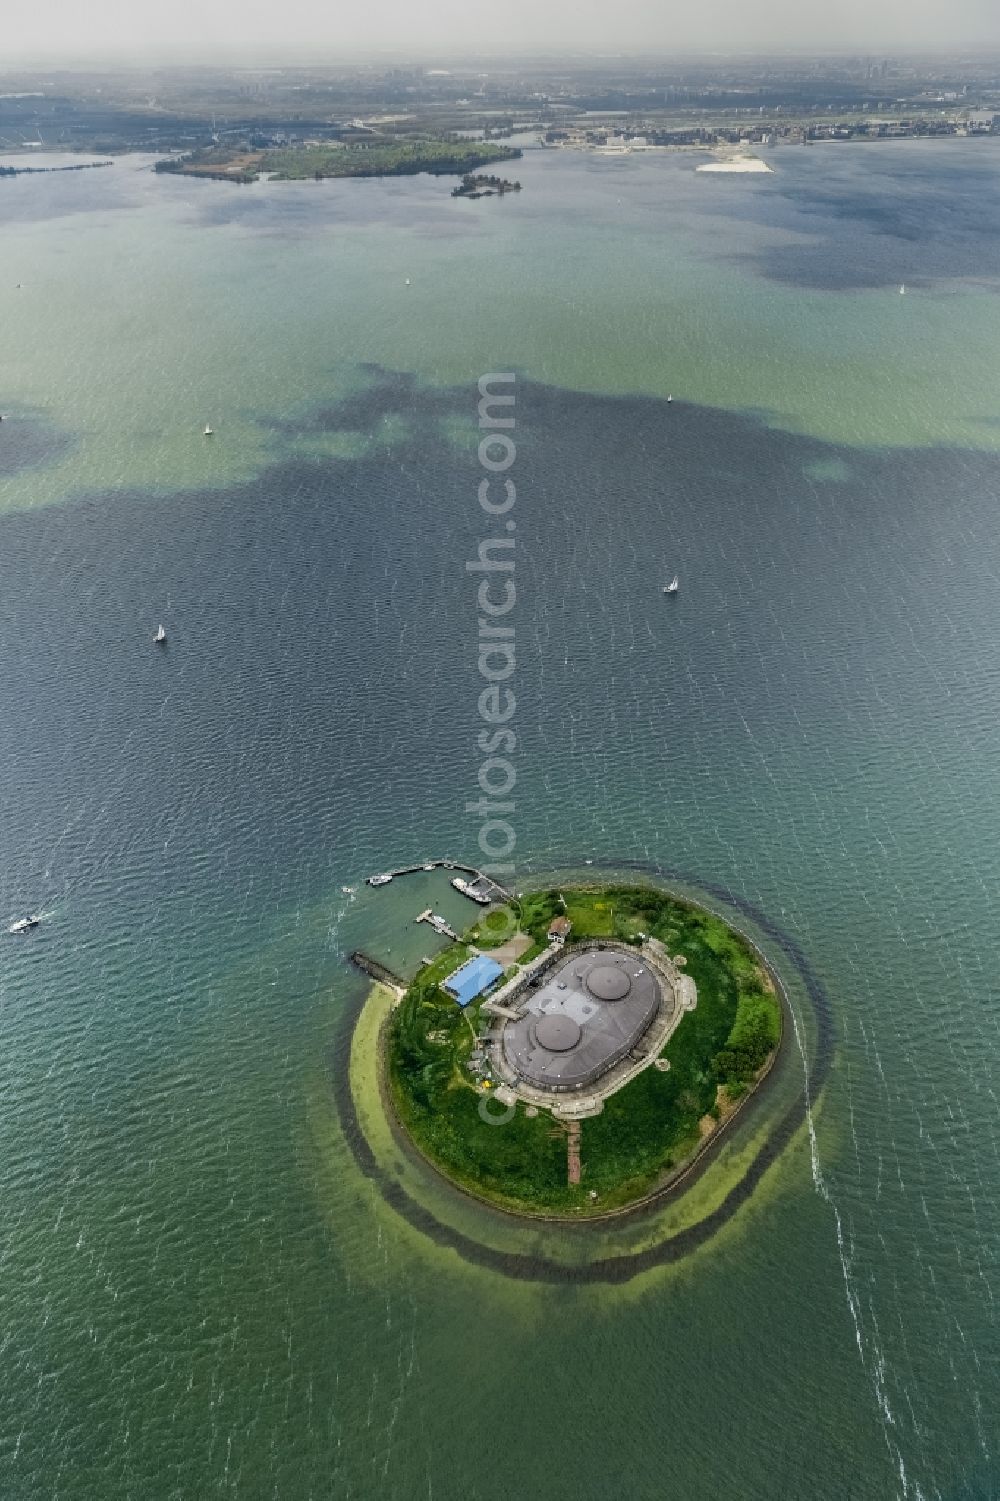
[
  {"x1": 586, "y1": 964, "x2": 631, "y2": 1001},
  {"x1": 501, "y1": 947, "x2": 662, "y2": 1092},
  {"x1": 534, "y1": 1014, "x2": 583, "y2": 1052}
]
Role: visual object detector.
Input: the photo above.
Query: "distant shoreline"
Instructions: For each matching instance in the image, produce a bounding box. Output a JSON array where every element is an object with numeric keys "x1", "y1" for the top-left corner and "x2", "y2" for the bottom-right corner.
[{"x1": 0, "y1": 159, "x2": 113, "y2": 179}]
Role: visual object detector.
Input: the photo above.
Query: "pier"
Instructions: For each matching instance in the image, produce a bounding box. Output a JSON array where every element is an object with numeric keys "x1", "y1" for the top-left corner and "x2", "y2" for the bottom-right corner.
[
  {"x1": 364, "y1": 858, "x2": 512, "y2": 904},
  {"x1": 416, "y1": 909, "x2": 459, "y2": 940}
]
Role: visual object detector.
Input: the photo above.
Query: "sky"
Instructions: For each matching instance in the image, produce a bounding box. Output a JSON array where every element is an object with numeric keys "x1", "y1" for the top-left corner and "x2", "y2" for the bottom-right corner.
[{"x1": 2, "y1": 0, "x2": 998, "y2": 63}]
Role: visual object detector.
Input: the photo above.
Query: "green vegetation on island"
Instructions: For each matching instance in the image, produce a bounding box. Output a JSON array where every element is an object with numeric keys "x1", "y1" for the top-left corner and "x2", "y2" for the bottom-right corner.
[
  {"x1": 385, "y1": 884, "x2": 782, "y2": 1217},
  {"x1": 451, "y1": 172, "x2": 522, "y2": 198},
  {"x1": 155, "y1": 139, "x2": 521, "y2": 185}
]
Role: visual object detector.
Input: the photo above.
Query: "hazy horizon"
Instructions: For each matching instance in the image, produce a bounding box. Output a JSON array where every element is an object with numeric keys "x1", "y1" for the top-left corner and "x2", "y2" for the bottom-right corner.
[{"x1": 3, "y1": 0, "x2": 999, "y2": 69}]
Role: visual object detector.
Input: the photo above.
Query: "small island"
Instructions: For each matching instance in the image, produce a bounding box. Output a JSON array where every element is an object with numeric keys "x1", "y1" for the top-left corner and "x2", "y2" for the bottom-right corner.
[
  {"x1": 451, "y1": 173, "x2": 522, "y2": 199},
  {"x1": 383, "y1": 882, "x2": 782, "y2": 1218}
]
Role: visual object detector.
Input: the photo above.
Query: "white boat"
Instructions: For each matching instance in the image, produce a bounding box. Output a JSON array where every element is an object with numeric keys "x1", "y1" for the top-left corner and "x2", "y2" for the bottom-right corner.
[
  {"x1": 203, "y1": 424, "x2": 214, "y2": 436},
  {"x1": 666, "y1": 394, "x2": 673, "y2": 404},
  {"x1": 663, "y1": 576, "x2": 679, "y2": 594},
  {"x1": 405, "y1": 278, "x2": 411, "y2": 286},
  {"x1": 899, "y1": 284, "x2": 906, "y2": 295},
  {"x1": 340, "y1": 885, "x2": 355, "y2": 895},
  {"x1": 154, "y1": 624, "x2": 167, "y2": 644},
  {"x1": 451, "y1": 876, "x2": 491, "y2": 905},
  {"x1": 367, "y1": 873, "x2": 393, "y2": 887},
  {"x1": 8, "y1": 914, "x2": 41, "y2": 934}
]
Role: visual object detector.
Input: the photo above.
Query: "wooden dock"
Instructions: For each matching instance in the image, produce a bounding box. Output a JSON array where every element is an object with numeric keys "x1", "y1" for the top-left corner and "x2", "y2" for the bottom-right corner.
[{"x1": 416, "y1": 909, "x2": 458, "y2": 940}]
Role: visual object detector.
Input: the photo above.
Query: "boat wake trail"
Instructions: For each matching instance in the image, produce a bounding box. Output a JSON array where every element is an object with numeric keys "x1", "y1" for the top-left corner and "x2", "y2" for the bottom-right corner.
[{"x1": 786, "y1": 994, "x2": 915, "y2": 1500}]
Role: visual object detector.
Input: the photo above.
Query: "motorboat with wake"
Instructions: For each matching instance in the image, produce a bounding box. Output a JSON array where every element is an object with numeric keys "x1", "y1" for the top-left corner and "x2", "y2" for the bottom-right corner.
[{"x1": 9, "y1": 914, "x2": 42, "y2": 934}]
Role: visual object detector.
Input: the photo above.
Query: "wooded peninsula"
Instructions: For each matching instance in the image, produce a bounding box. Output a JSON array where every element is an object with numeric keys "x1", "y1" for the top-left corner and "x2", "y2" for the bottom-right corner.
[{"x1": 155, "y1": 139, "x2": 522, "y2": 185}]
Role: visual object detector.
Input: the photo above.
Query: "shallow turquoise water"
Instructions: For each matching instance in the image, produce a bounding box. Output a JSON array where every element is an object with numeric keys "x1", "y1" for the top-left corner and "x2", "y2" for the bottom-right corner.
[{"x1": 2, "y1": 139, "x2": 1000, "y2": 1499}]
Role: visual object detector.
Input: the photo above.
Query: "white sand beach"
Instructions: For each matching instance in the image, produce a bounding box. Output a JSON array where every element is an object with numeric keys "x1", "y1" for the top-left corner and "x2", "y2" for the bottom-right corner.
[{"x1": 697, "y1": 157, "x2": 774, "y2": 173}]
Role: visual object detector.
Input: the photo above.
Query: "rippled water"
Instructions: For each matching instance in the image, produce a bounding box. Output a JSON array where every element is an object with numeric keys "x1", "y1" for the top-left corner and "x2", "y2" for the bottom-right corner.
[{"x1": 2, "y1": 139, "x2": 1000, "y2": 1499}]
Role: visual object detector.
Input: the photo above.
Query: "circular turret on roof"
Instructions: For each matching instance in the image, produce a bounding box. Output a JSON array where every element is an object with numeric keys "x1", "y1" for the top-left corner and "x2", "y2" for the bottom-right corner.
[
  {"x1": 534, "y1": 1014, "x2": 582, "y2": 1052},
  {"x1": 586, "y1": 964, "x2": 631, "y2": 1001}
]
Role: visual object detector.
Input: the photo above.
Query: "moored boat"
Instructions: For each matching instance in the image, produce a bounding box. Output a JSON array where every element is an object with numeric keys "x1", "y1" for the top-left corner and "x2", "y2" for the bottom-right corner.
[{"x1": 451, "y1": 875, "x2": 491, "y2": 904}]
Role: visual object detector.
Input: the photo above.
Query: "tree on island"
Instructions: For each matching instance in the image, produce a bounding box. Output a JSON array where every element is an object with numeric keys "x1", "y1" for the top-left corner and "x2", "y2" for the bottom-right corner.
[{"x1": 451, "y1": 172, "x2": 522, "y2": 198}]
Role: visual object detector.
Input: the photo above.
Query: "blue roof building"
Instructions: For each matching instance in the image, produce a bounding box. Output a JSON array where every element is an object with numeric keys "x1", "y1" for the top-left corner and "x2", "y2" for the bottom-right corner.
[{"x1": 442, "y1": 954, "x2": 504, "y2": 1008}]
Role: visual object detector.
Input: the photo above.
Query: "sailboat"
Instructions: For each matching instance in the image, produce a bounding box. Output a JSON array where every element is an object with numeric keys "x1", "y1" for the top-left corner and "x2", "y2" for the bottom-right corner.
[
  {"x1": 899, "y1": 284, "x2": 906, "y2": 295},
  {"x1": 203, "y1": 423, "x2": 214, "y2": 436},
  {"x1": 154, "y1": 624, "x2": 167, "y2": 644},
  {"x1": 663, "y1": 576, "x2": 679, "y2": 595}
]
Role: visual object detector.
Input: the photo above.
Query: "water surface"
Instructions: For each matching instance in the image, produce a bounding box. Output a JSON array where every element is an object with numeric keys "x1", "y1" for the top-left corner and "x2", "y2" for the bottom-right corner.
[{"x1": 2, "y1": 139, "x2": 1000, "y2": 1500}]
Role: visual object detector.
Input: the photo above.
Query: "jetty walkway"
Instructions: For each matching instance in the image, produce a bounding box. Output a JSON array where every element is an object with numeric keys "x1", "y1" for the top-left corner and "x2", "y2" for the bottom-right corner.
[{"x1": 365, "y1": 858, "x2": 511, "y2": 905}]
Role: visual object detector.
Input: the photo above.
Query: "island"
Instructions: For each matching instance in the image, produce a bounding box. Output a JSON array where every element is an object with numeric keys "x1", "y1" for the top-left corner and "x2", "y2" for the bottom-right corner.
[
  {"x1": 154, "y1": 139, "x2": 522, "y2": 186},
  {"x1": 383, "y1": 882, "x2": 783, "y2": 1218},
  {"x1": 451, "y1": 172, "x2": 522, "y2": 198}
]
